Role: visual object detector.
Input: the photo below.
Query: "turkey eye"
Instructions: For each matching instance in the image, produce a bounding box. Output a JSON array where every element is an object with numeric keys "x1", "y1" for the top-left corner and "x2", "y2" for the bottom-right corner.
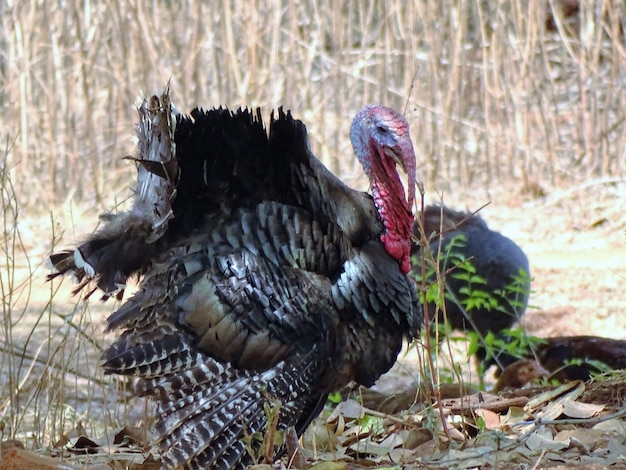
[{"x1": 376, "y1": 125, "x2": 388, "y2": 134}]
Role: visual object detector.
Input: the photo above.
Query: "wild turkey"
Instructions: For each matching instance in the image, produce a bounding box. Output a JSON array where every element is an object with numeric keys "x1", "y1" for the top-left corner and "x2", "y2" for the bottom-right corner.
[
  {"x1": 492, "y1": 359, "x2": 548, "y2": 392},
  {"x1": 485, "y1": 333, "x2": 626, "y2": 382},
  {"x1": 48, "y1": 90, "x2": 422, "y2": 469},
  {"x1": 537, "y1": 335, "x2": 626, "y2": 380},
  {"x1": 412, "y1": 205, "x2": 530, "y2": 367}
]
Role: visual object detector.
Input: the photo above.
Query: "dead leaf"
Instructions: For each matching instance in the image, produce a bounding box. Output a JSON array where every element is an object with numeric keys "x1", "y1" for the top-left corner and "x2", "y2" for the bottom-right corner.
[
  {"x1": 387, "y1": 447, "x2": 417, "y2": 464},
  {"x1": 114, "y1": 453, "x2": 157, "y2": 469},
  {"x1": 439, "y1": 424, "x2": 465, "y2": 443},
  {"x1": 303, "y1": 421, "x2": 341, "y2": 453},
  {"x1": 536, "y1": 400, "x2": 565, "y2": 421},
  {"x1": 562, "y1": 399, "x2": 604, "y2": 419},
  {"x1": 348, "y1": 437, "x2": 396, "y2": 457},
  {"x1": 440, "y1": 445, "x2": 498, "y2": 468},
  {"x1": 475, "y1": 408, "x2": 500, "y2": 429},
  {"x1": 525, "y1": 381, "x2": 584, "y2": 411},
  {"x1": 309, "y1": 461, "x2": 348, "y2": 470},
  {"x1": 592, "y1": 418, "x2": 626, "y2": 435},
  {"x1": 328, "y1": 400, "x2": 365, "y2": 422},
  {"x1": 376, "y1": 432, "x2": 404, "y2": 450},
  {"x1": 0, "y1": 446, "x2": 80, "y2": 470},
  {"x1": 500, "y1": 405, "x2": 528, "y2": 428},
  {"x1": 525, "y1": 428, "x2": 569, "y2": 452},
  {"x1": 554, "y1": 428, "x2": 606, "y2": 449},
  {"x1": 402, "y1": 428, "x2": 433, "y2": 450},
  {"x1": 410, "y1": 438, "x2": 440, "y2": 461}
]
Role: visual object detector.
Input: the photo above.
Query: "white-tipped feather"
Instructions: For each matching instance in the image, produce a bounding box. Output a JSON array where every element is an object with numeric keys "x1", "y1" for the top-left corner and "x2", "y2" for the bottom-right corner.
[
  {"x1": 73, "y1": 248, "x2": 95, "y2": 277},
  {"x1": 44, "y1": 255, "x2": 59, "y2": 273}
]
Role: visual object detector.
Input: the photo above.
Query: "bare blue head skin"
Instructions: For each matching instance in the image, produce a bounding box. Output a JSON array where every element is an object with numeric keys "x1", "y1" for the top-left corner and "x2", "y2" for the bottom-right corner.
[{"x1": 350, "y1": 105, "x2": 416, "y2": 274}]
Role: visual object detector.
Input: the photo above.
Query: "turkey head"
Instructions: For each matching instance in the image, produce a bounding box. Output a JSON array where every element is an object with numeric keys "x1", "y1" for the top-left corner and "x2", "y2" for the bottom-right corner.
[{"x1": 350, "y1": 105, "x2": 416, "y2": 274}]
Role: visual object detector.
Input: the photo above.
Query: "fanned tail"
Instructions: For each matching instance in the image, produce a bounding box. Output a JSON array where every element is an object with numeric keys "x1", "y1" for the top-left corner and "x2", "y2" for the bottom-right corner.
[{"x1": 47, "y1": 88, "x2": 179, "y2": 299}]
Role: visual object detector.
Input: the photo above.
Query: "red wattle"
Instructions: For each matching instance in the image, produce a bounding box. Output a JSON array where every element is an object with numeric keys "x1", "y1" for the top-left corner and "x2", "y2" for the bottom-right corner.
[{"x1": 380, "y1": 233, "x2": 412, "y2": 275}]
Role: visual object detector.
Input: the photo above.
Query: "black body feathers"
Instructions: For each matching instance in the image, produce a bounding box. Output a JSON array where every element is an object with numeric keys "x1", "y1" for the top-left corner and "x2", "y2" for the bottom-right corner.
[{"x1": 50, "y1": 92, "x2": 421, "y2": 469}]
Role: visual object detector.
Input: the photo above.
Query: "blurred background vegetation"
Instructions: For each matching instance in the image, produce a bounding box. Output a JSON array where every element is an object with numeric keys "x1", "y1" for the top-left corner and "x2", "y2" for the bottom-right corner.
[{"x1": 1, "y1": 0, "x2": 624, "y2": 211}]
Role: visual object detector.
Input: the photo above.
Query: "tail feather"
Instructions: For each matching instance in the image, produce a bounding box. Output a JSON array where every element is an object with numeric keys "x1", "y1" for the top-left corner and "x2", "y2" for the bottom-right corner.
[
  {"x1": 136, "y1": 359, "x2": 234, "y2": 400},
  {"x1": 102, "y1": 334, "x2": 196, "y2": 377},
  {"x1": 47, "y1": 89, "x2": 178, "y2": 298},
  {"x1": 152, "y1": 369, "x2": 266, "y2": 437},
  {"x1": 104, "y1": 340, "x2": 327, "y2": 469},
  {"x1": 159, "y1": 392, "x2": 266, "y2": 469}
]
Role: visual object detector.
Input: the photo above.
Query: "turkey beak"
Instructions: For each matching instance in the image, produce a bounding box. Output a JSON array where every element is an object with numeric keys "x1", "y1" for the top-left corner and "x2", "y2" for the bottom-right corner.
[{"x1": 384, "y1": 145, "x2": 416, "y2": 210}]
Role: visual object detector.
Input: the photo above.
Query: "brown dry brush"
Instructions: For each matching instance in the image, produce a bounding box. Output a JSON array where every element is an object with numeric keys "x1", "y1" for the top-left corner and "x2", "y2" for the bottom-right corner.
[
  {"x1": 0, "y1": 0, "x2": 624, "y2": 212},
  {"x1": 0, "y1": 136, "x2": 121, "y2": 456}
]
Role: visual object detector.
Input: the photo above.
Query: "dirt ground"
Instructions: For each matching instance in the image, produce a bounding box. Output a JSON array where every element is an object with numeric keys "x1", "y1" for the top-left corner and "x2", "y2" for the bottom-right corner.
[{"x1": 431, "y1": 180, "x2": 626, "y2": 338}]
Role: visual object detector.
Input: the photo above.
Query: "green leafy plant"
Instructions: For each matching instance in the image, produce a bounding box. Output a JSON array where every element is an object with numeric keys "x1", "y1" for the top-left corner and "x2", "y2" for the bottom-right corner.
[
  {"x1": 243, "y1": 392, "x2": 284, "y2": 465},
  {"x1": 412, "y1": 231, "x2": 537, "y2": 379},
  {"x1": 326, "y1": 391, "x2": 343, "y2": 405},
  {"x1": 414, "y1": 233, "x2": 527, "y2": 321},
  {"x1": 469, "y1": 328, "x2": 545, "y2": 375}
]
